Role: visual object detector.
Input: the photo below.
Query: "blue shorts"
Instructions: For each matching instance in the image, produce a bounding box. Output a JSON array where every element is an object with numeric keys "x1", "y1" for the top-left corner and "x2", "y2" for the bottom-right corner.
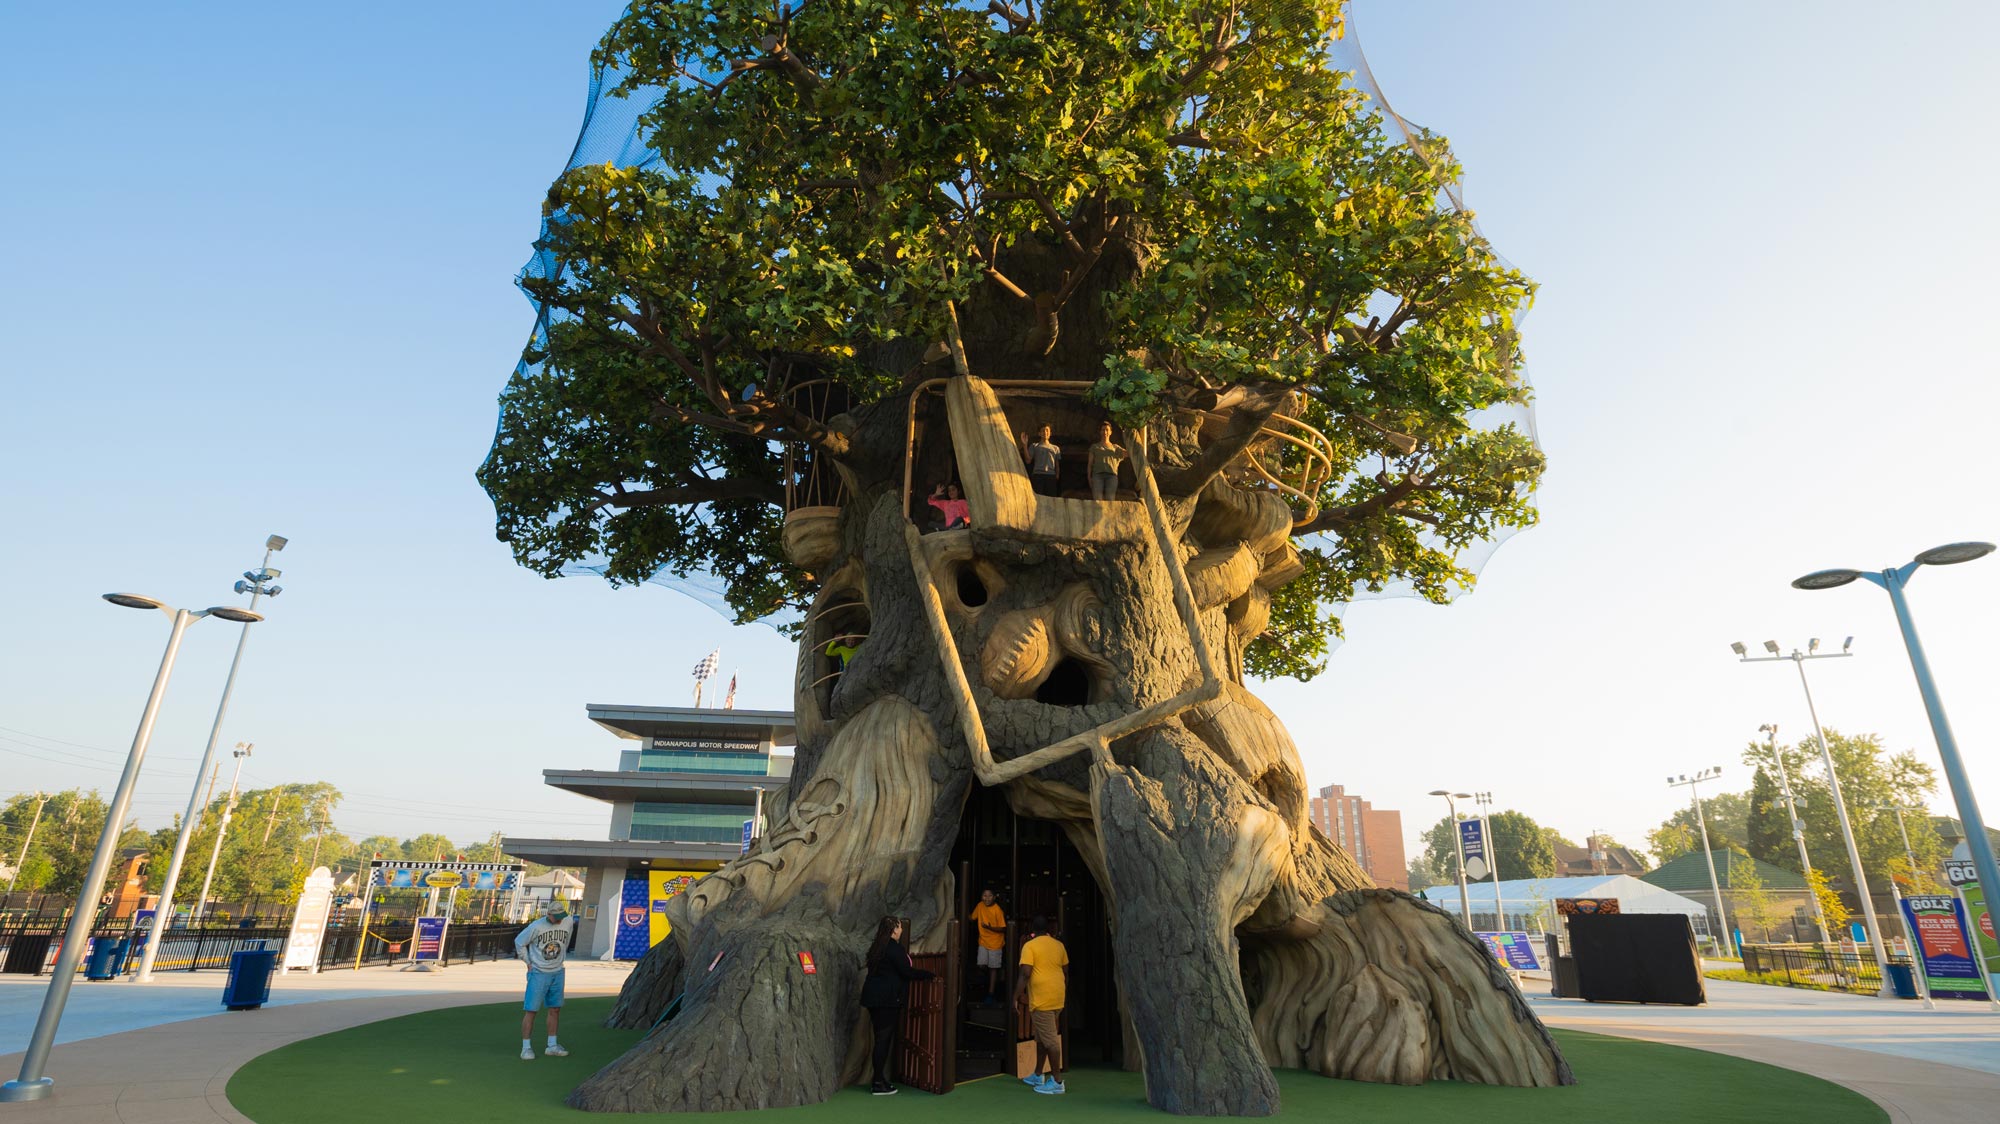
[{"x1": 524, "y1": 969, "x2": 566, "y2": 1011}]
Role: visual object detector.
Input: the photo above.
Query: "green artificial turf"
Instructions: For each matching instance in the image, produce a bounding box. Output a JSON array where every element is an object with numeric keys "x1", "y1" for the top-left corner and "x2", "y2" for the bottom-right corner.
[{"x1": 228, "y1": 997, "x2": 1885, "y2": 1124}]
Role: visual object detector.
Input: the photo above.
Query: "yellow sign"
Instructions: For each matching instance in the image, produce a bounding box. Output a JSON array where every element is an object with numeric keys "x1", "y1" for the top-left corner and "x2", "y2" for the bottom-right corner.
[
  {"x1": 420, "y1": 871, "x2": 464, "y2": 889},
  {"x1": 648, "y1": 871, "x2": 704, "y2": 946}
]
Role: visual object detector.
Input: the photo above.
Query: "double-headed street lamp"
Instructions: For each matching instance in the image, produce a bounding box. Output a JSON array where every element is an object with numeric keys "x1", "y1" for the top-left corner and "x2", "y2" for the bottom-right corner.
[
  {"x1": 1668, "y1": 767, "x2": 1734, "y2": 957},
  {"x1": 1757, "y1": 723, "x2": 1831, "y2": 943},
  {"x1": 1429, "y1": 790, "x2": 1475, "y2": 929},
  {"x1": 135, "y1": 535, "x2": 285, "y2": 981},
  {"x1": 1791, "y1": 541, "x2": 2000, "y2": 960},
  {"x1": 1734, "y1": 637, "x2": 1892, "y2": 991},
  {"x1": 1, "y1": 594, "x2": 264, "y2": 1104}
]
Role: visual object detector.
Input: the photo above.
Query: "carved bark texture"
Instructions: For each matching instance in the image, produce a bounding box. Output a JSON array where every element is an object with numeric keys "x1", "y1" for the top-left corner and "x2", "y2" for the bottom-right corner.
[{"x1": 583, "y1": 381, "x2": 1569, "y2": 1114}]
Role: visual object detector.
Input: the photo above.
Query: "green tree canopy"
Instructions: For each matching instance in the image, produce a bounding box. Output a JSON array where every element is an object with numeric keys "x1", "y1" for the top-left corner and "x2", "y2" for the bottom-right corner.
[
  {"x1": 1742, "y1": 729, "x2": 1944, "y2": 896},
  {"x1": 478, "y1": 0, "x2": 1541, "y2": 679},
  {"x1": 1420, "y1": 809, "x2": 1555, "y2": 882}
]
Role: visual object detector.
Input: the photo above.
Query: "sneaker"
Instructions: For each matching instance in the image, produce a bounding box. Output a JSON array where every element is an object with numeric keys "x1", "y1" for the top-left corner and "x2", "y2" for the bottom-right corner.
[
  {"x1": 545, "y1": 1044, "x2": 569, "y2": 1057},
  {"x1": 1034, "y1": 1080, "x2": 1066, "y2": 1095},
  {"x1": 1022, "y1": 1074, "x2": 1047, "y2": 1087},
  {"x1": 520, "y1": 1045, "x2": 535, "y2": 1061},
  {"x1": 871, "y1": 1083, "x2": 898, "y2": 1096}
]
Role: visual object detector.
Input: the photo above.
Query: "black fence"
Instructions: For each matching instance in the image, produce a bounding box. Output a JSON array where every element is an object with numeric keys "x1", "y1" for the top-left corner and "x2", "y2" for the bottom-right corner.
[
  {"x1": 0, "y1": 921, "x2": 523, "y2": 976},
  {"x1": 1739, "y1": 943, "x2": 1912, "y2": 994}
]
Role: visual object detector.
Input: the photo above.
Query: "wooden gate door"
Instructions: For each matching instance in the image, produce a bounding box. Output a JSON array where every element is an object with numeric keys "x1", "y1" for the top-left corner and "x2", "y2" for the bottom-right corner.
[{"x1": 898, "y1": 919, "x2": 960, "y2": 1094}]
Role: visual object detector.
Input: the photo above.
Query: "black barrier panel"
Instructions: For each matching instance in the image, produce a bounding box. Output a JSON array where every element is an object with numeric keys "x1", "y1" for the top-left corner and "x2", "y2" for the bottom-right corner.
[{"x1": 1568, "y1": 914, "x2": 1706, "y2": 1005}]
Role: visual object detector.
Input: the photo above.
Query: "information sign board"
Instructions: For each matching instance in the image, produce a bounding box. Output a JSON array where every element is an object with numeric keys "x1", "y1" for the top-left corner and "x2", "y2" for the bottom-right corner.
[
  {"x1": 1476, "y1": 931, "x2": 1544, "y2": 971},
  {"x1": 1899, "y1": 895, "x2": 1989, "y2": 1000},
  {"x1": 410, "y1": 915, "x2": 448, "y2": 964},
  {"x1": 283, "y1": 866, "x2": 336, "y2": 972}
]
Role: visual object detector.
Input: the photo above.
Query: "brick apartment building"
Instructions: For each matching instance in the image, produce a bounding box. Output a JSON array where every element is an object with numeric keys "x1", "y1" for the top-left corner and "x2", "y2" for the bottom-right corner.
[{"x1": 1307, "y1": 784, "x2": 1409, "y2": 890}]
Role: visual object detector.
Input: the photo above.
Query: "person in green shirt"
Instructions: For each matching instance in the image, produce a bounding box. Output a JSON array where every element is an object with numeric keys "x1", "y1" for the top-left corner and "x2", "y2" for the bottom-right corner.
[{"x1": 1088, "y1": 422, "x2": 1126, "y2": 500}]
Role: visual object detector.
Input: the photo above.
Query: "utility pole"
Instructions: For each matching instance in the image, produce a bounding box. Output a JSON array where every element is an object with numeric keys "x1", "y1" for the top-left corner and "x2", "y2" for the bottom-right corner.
[
  {"x1": 8, "y1": 793, "x2": 49, "y2": 893},
  {"x1": 261, "y1": 793, "x2": 284, "y2": 845},
  {"x1": 1759, "y1": 723, "x2": 1831, "y2": 943}
]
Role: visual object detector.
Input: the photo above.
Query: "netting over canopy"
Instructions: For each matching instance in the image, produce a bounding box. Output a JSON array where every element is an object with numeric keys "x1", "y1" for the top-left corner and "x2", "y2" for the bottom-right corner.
[{"x1": 482, "y1": 2, "x2": 1540, "y2": 641}]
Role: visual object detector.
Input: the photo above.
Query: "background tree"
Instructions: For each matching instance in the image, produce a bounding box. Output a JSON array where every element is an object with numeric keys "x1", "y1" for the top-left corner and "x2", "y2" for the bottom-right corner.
[
  {"x1": 1807, "y1": 868, "x2": 1851, "y2": 932},
  {"x1": 1745, "y1": 766, "x2": 1787, "y2": 868},
  {"x1": 0, "y1": 789, "x2": 139, "y2": 896},
  {"x1": 479, "y1": 0, "x2": 1563, "y2": 1113},
  {"x1": 1742, "y1": 730, "x2": 1944, "y2": 905},
  {"x1": 1646, "y1": 822, "x2": 1697, "y2": 866},
  {"x1": 1421, "y1": 809, "x2": 1557, "y2": 882}
]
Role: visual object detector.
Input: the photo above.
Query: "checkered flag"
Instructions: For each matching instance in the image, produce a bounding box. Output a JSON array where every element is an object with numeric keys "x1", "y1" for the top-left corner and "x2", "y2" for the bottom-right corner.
[{"x1": 692, "y1": 649, "x2": 720, "y2": 681}]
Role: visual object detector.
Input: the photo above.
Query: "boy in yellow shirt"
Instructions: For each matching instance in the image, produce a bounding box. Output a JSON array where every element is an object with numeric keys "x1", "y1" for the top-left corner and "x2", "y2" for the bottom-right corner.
[
  {"x1": 1014, "y1": 916, "x2": 1069, "y2": 1095},
  {"x1": 969, "y1": 889, "x2": 1007, "y2": 1004}
]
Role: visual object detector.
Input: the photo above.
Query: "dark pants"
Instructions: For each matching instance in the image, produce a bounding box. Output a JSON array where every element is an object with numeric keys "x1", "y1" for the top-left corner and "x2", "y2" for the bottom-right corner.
[
  {"x1": 867, "y1": 1006, "x2": 898, "y2": 1085},
  {"x1": 1031, "y1": 473, "x2": 1059, "y2": 496}
]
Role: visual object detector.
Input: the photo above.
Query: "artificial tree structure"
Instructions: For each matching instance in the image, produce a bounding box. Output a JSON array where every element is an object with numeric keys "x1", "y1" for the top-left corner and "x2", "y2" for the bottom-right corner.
[{"x1": 481, "y1": 1, "x2": 1564, "y2": 1114}]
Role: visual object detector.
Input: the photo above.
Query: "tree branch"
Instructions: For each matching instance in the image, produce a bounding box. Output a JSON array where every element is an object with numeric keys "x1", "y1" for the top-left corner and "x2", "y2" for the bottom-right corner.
[
  {"x1": 592, "y1": 474, "x2": 784, "y2": 513},
  {"x1": 1152, "y1": 384, "x2": 1291, "y2": 495},
  {"x1": 1293, "y1": 475, "x2": 1429, "y2": 536}
]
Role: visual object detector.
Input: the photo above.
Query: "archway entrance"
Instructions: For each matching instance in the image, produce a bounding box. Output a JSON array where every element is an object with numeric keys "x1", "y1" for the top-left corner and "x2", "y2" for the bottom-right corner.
[{"x1": 947, "y1": 783, "x2": 1122, "y2": 1083}]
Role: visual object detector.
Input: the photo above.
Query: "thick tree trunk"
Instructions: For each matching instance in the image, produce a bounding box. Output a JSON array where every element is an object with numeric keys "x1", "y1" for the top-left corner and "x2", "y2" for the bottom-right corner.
[{"x1": 584, "y1": 383, "x2": 1569, "y2": 1113}]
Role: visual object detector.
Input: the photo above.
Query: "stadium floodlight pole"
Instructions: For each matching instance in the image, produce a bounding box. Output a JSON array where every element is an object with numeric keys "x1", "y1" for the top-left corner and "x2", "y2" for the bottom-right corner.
[
  {"x1": 1668, "y1": 768, "x2": 1735, "y2": 957},
  {"x1": 1735, "y1": 638, "x2": 1892, "y2": 991},
  {"x1": 1791, "y1": 541, "x2": 2000, "y2": 967},
  {"x1": 1, "y1": 594, "x2": 261, "y2": 1104},
  {"x1": 1758, "y1": 724, "x2": 1831, "y2": 944},
  {"x1": 135, "y1": 535, "x2": 285, "y2": 982},
  {"x1": 1474, "y1": 791, "x2": 1503, "y2": 928},
  {"x1": 1428, "y1": 790, "x2": 1475, "y2": 929},
  {"x1": 191, "y1": 744, "x2": 252, "y2": 926},
  {"x1": 1870, "y1": 800, "x2": 1935, "y2": 1009},
  {"x1": 7, "y1": 792, "x2": 50, "y2": 894}
]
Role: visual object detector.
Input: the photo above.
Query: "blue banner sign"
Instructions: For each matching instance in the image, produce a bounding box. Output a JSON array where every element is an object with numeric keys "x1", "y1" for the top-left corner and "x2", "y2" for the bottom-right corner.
[
  {"x1": 741, "y1": 819, "x2": 755, "y2": 855},
  {"x1": 410, "y1": 915, "x2": 448, "y2": 963},
  {"x1": 1476, "y1": 931, "x2": 1544, "y2": 972},
  {"x1": 1458, "y1": 818, "x2": 1490, "y2": 880}
]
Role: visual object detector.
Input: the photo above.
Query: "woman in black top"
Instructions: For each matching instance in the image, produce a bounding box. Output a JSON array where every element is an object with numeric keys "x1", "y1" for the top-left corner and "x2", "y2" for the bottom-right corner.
[{"x1": 859, "y1": 916, "x2": 935, "y2": 1095}]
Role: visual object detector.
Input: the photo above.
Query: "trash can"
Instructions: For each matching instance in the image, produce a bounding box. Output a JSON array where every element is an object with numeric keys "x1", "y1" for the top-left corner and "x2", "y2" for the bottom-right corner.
[
  {"x1": 222, "y1": 947, "x2": 278, "y2": 1010},
  {"x1": 1883, "y1": 962, "x2": 1919, "y2": 1000},
  {"x1": 84, "y1": 937, "x2": 122, "y2": 980}
]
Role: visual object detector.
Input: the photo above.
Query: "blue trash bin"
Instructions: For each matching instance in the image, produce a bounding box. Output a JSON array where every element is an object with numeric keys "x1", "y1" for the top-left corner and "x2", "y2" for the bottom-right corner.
[
  {"x1": 222, "y1": 946, "x2": 278, "y2": 1010},
  {"x1": 1883, "y1": 962, "x2": 1918, "y2": 999},
  {"x1": 83, "y1": 937, "x2": 120, "y2": 981}
]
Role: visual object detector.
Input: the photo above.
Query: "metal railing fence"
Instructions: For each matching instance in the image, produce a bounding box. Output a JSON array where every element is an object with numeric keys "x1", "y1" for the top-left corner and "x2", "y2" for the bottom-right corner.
[
  {"x1": 0, "y1": 921, "x2": 523, "y2": 976},
  {"x1": 1739, "y1": 943, "x2": 1913, "y2": 994}
]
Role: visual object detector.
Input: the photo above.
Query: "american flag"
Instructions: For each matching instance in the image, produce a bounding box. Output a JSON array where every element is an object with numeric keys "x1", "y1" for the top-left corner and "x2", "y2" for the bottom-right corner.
[
  {"x1": 724, "y1": 672, "x2": 738, "y2": 710},
  {"x1": 692, "y1": 649, "x2": 720, "y2": 681}
]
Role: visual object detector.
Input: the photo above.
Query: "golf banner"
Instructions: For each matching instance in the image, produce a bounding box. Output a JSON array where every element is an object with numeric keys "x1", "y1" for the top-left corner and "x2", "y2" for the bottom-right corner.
[
  {"x1": 1961, "y1": 883, "x2": 2000, "y2": 977},
  {"x1": 1899, "y1": 895, "x2": 1988, "y2": 1000}
]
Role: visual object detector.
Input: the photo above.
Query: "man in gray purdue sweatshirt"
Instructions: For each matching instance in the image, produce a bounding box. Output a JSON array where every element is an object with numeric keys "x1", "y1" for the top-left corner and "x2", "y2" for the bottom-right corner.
[{"x1": 514, "y1": 900, "x2": 576, "y2": 1059}]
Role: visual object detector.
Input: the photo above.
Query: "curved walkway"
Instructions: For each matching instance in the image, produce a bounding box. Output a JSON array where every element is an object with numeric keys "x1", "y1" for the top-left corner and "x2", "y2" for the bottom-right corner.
[
  {"x1": 0, "y1": 960, "x2": 630, "y2": 1123},
  {"x1": 3, "y1": 968, "x2": 1995, "y2": 1122}
]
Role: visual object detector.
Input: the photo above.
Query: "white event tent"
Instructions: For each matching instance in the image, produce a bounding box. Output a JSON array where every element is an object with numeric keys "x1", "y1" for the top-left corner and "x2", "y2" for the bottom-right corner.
[{"x1": 1418, "y1": 874, "x2": 1710, "y2": 937}]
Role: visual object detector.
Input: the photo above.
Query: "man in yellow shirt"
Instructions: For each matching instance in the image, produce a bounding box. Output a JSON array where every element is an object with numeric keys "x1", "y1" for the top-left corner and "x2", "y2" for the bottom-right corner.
[
  {"x1": 1014, "y1": 916, "x2": 1069, "y2": 1095},
  {"x1": 969, "y1": 889, "x2": 1007, "y2": 1004}
]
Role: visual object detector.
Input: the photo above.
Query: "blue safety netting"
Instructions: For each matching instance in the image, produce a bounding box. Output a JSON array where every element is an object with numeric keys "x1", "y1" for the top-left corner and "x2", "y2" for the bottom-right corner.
[{"x1": 486, "y1": 3, "x2": 1540, "y2": 641}]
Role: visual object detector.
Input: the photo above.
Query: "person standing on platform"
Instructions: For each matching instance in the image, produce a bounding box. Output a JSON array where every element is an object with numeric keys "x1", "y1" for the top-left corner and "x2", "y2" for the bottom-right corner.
[
  {"x1": 1015, "y1": 915, "x2": 1069, "y2": 1095},
  {"x1": 970, "y1": 889, "x2": 1007, "y2": 1003},
  {"x1": 859, "y1": 916, "x2": 935, "y2": 1096},
  {"x1": 1088, "y1": 422, "x2": 1126, "y2": 500},
  {"x1": 514, "y1": 899, "x2": 575, "y2": 1060},
  {"x1": 1022, "y1": 425, "x2": 1062, "y2": 496}
]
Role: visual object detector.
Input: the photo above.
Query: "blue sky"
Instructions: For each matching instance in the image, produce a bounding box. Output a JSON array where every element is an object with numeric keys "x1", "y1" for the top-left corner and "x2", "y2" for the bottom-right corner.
[{"x1": 2, "y1": 2, "x2": 1996, "y2": 862}]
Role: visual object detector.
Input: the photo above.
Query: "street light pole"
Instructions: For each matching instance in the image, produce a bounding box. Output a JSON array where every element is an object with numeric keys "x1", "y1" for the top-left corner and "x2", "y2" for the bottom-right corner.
[
  {"x1": 1474, "y1": 791, "x2": 1503, "y2": 929},
  {"x1": 1, "y1": 594, "x2": 261, "y2": 1104},
  {"x1": 1735, "y1": 638, "x2": 1893, "y2": 991},
  {"x1": 7, "y1": 793, "x2": 49, "y2": 894},
  {"x1": 1792, "y1": 542, "x2": 2000, "y2": 961},
  {"x1": 135, "y1": 536, "x2": 285, "y2": 982},
  {"x1": 1875, "y1": 802, "x2": 1935, "y2": 1009},
  {"x1": 1669, "y1": 768, "x2": 1735, "y2": 957},
  {"x1": 1759, "y1": 723, "x2": 1831, "y2": 944},
  {"x1": 1428, "y1": 790, "x2": 1474, "y2": 929},
  {"x1": 191, "y1": 745, "x2": 251, "y2": 926}
]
